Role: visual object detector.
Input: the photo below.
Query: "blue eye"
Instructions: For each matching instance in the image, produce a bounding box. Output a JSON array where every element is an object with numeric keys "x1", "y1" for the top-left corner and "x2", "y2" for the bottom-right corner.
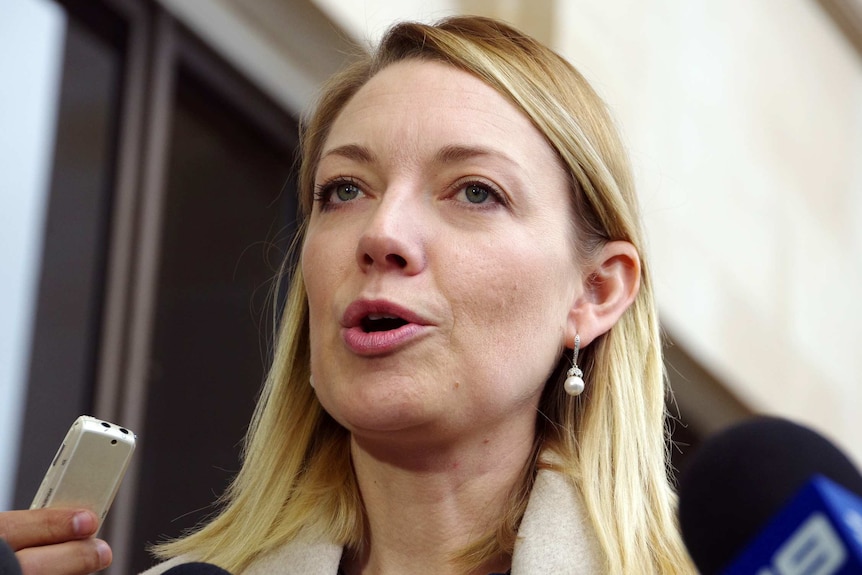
[
  {"x1": 463, "y1": 184, "x2": 490, "y2": 204},
  {"x1": 334, "y1": 182, "x2": 361, "y2": 202},
  {"x1": 455, "y1": 180, "x2": 506, "y2": 207},
  {"x1": 313, "y1": 178, "x2": 364, "y2": 209}
]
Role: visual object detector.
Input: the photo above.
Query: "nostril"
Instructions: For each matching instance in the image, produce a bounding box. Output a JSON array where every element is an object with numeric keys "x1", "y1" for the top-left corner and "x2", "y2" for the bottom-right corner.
[
  {"x1": 386, "y1": 254, "x2": 408, "y2": 268},
  {"x1": 358, "y1": 246, "x2": 413, "y2": 271}
]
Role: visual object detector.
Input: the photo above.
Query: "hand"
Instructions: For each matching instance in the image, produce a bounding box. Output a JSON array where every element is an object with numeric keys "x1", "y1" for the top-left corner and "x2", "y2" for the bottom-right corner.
[{"x1": 0, "y1": 509, "x2": 112, "y2": 574}]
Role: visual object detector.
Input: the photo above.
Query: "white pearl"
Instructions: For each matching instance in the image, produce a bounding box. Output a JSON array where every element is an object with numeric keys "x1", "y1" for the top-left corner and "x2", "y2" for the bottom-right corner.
[{"x1": 564, "y1": 375, "x2": 584, "y2": 396}]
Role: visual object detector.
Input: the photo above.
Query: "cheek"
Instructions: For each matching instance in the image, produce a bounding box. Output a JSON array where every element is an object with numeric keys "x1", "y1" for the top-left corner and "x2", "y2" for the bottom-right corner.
[
  {"x1": 301, "y1": 229, "x2": 352, "y2": 308},
  {"x1": 301, "y1": 233, "x2": 341, "y2": 353},
  {"x1": 446, "y1": 235, "x2": 574, "y2": 366},
  {"x1": 300, "y1": 242, "x2": 323, "y2": 318}
]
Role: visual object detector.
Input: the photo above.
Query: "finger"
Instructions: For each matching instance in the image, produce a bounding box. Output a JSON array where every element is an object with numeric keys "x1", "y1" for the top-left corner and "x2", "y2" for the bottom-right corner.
[
  {"x1": 16, "y1": 539, "x2": 111, "y2": 575},
  {"x1": 0, "y1": 509, "x2": 97, "y2": 551}
]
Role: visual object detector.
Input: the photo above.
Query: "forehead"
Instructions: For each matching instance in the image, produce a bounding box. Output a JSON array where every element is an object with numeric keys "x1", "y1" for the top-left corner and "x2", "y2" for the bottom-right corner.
[{"x1": 321, "y1": 59, "x2": 562, "y2": 172}]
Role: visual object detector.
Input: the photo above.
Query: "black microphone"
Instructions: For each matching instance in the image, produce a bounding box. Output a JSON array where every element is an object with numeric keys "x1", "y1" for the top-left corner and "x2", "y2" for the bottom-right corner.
[
  {"x1": 0, "y1": 539, "x2": 22, "y2": 575},
  {"x1": 678, "y1": 416, "x2": 862, "y2": 574},
  {"x1": 162, "y1": 562, "x2": 233, "y2": 575}
]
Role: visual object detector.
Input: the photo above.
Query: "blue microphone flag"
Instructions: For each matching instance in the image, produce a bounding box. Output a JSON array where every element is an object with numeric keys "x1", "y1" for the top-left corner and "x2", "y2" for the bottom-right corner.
[{"x1": 725, "y1": 475, "x2": 862, "y2": 575}]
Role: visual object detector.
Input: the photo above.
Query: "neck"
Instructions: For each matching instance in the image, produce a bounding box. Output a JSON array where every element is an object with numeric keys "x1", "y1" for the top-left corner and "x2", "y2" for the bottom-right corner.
[{"x1": 343, "y1": 422, "x2": 536, "y2": 575}]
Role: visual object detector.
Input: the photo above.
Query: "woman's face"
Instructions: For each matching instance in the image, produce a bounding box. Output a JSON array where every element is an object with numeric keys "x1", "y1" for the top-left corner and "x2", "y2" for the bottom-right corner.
[{"x1": 302, "y1": 60, "x2": 583, "y2": 446}]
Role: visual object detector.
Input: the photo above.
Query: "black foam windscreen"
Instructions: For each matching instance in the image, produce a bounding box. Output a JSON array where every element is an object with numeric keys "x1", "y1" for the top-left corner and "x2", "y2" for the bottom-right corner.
[
  {"x1": 162, "y1": 562, "x2": 232, "y2": 575},
  {"x1": 0, "y1": 539, "x2": 22, "y2": 575},
  {"x1": 677, "y1": 416, "x2": 862, "y2": 575}
]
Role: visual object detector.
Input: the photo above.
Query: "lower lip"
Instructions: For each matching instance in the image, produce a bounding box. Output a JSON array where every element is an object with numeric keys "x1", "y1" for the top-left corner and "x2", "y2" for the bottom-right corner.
[{"x1": 342, "y1": 324, "x2": 428, "y2": 355}]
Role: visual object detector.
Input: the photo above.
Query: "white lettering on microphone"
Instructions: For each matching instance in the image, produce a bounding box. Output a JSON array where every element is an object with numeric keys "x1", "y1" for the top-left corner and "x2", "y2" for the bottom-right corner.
[{"x1": 754, "y1": 513, "x2": 845, "y2": 575}]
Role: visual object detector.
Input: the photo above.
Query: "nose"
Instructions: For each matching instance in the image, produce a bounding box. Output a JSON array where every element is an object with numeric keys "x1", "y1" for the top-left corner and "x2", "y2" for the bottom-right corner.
[{"x1": 356, "y1": 191, "x2": 426, "y2": 275}]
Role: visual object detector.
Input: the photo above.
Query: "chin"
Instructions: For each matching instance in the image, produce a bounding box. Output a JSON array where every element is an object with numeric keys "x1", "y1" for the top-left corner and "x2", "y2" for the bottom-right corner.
[
  {"x1": 337, "y1": 402, "x2": 434, "y2": 435},
  {"x1": 325, "y1": 371, "x2": 427, "y2": 412}
]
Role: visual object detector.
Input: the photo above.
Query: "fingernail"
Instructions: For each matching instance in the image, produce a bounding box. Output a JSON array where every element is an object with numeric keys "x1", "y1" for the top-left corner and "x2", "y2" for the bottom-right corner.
[
  {"x1": 95, "y1": 539, "x2": 112, "y2": 567},
  {"x1": 72, "y1": 510, "x2": 97, "y2": 536}
]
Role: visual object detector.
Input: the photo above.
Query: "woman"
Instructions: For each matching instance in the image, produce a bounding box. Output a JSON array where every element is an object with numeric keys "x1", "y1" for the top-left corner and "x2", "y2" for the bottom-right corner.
[{"x1": 1, "y1": 16, "x2": 694, "y2": 575}]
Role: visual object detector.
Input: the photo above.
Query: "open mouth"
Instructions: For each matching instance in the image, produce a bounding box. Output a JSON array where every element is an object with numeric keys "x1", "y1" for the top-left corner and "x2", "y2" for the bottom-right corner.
[
  {"x1": 360, "y1": 314, "x2": 409, "y2": 333},
  {"x1": 341, "y1": 302, "x2": 428, "y2": 354}
]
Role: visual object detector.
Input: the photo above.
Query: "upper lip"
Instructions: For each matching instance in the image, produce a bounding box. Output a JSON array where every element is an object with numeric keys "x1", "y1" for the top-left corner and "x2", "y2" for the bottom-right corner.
[{"x1": 341, "y1": 299, "x2": 431, "y2": 328}]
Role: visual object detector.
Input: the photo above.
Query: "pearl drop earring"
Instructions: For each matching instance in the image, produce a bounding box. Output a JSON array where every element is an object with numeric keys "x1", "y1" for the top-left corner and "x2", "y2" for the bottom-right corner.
[{"x1": 564, "y1": 334, "x2": 585, "y2": 396}]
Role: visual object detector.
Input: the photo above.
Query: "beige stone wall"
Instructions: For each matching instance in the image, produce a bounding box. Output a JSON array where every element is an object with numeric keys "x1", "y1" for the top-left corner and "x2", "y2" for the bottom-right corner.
[{"x1": 550, "y1": 1, "x2": 862, "y2": 460}]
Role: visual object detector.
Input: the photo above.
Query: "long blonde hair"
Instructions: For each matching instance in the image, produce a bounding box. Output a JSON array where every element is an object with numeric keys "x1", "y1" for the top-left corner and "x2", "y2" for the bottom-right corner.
[{"x1": 156, "y1": 16, "x2": 694, "y2": 574}]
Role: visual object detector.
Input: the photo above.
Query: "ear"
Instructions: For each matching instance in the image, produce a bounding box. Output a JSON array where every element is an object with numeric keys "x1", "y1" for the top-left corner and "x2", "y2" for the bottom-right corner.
[{"x1": 566, "y1": 241, "x2": 641, "y2": 349}]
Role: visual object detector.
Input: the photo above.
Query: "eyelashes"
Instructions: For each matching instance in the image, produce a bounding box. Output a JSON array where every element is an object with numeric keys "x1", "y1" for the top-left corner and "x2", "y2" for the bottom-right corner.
[
  {"x1": 453, "y1": 180, "x2": 508, "y2": 207},
  {"x1": 313, "y1": 176, "x2": 363, "y2": 209},
  {"x1": 312, "y1": 176, "x2": 509, "y2": 210}
]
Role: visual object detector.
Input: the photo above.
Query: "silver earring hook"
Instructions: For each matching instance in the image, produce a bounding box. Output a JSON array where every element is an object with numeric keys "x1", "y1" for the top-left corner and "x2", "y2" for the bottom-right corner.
[{"x1": 564, "y1": 334, "x2": 584, "y2": 396}]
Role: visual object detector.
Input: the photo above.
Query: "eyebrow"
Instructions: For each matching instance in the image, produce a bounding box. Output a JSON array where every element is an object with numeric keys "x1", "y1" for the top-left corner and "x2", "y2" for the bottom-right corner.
[
  {"x1": 320, "y1": 144, "x2": 377, "y2": 164},
  {"x1": 433, "y1": 144, "x2": 519, "y2": 168},
  {"x1": 319, "y1": 143, "x2": 520, "y2": 169}
]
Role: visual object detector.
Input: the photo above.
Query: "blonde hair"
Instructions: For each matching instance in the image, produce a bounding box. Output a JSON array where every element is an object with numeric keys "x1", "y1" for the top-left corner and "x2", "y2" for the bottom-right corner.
[{"x1": 156, "y1": 16, "x2": 694, "y2": 574}]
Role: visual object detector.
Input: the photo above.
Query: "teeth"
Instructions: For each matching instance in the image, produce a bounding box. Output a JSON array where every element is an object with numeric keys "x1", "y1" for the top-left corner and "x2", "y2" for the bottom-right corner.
[{"x1": 367, "y1": 314, "x2": 399, "y2": 321}]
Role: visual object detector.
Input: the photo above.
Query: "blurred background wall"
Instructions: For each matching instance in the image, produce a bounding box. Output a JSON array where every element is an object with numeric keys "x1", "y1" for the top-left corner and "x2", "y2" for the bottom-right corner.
[{"x1": 1, "y1": 0, "x2": 860, "y2": 572}]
